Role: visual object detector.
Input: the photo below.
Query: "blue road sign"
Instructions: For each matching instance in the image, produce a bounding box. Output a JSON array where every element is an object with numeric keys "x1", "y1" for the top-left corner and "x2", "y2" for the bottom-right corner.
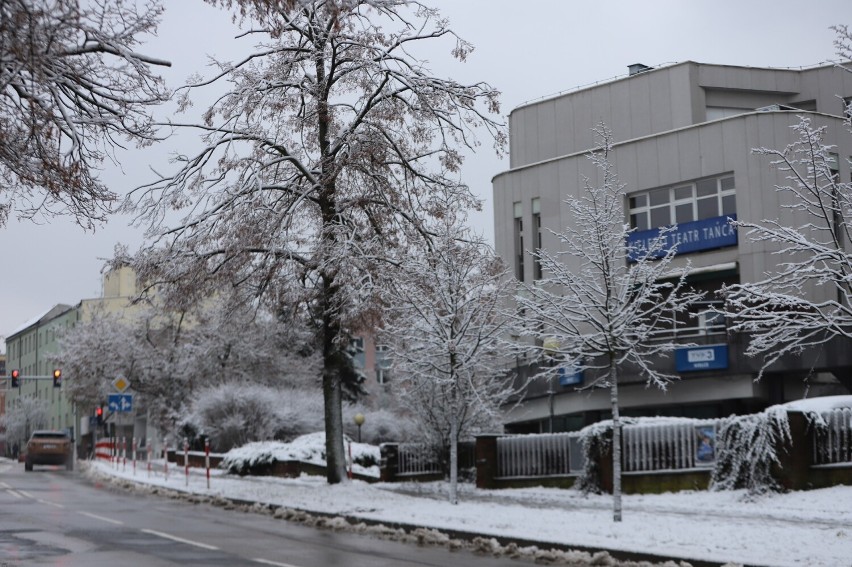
[{"x1": 108, "y1": 393, "x2": 133, "y2": 413}]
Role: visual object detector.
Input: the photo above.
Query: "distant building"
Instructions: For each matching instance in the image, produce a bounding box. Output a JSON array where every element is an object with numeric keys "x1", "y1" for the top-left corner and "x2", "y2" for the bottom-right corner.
[
  {"x1": 3, "y1": 266, "x2": 145, "y2": 449},
  {"x1": 493, "y1": 61, "x2": 852, "y2": 433},
  {"x1": 4, "y1": 304, "x2": 78, "y2": 443}
]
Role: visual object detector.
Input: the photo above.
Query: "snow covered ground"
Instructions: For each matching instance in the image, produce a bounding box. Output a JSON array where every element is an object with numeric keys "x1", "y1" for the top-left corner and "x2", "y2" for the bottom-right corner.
[{"x1": 82, "y1": 440, "x2": 852, "y2": 567}]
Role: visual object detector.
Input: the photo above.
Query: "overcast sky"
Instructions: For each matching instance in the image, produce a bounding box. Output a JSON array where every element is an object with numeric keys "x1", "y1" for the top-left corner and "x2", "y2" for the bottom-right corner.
[{"x1": 1, "y1": 0, "x2": 848, "y2": 343}]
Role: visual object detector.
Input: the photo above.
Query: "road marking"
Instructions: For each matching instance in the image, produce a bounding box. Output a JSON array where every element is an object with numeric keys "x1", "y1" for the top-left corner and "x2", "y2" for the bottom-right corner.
[
  {"x1": 18, "y1": 490, "x2": 35, "y2": 499},
  {"x1": 79, "y1": 511, "x2": 124, "y2": 525},
  {"x1": 6, "y1": 490, "x2": 24, "y2": 499},
  {"x1": 0, "y1": 482, "x2": 11, "y2": 489},
  {"x1": 37, "y1": 499, "x2": 64, "y2": 509},
  {"x1": 141, "y1": 529, "x2": 219, "y2": 551},
  {"x1": 253, "y1": 559, "x2": 302, "y2": 567}
]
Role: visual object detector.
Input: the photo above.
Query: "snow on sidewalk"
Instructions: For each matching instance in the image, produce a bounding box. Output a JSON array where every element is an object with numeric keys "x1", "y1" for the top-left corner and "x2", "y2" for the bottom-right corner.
[{"x1": 85, "y1": 459, "x2": 851, "y2": 567}]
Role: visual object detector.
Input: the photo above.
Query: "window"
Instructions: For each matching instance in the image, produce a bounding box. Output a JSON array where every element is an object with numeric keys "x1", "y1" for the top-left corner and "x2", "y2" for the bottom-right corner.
[
  {"x1": 629, "y1": 175, "x2": 736, "y2": 230},
  {"x1": 843, "y1": 96, "x2": 852, "y2": 120},
  {"x1": 513, "y1": 202, "x2": 524, "y2": 282},
  {"x1": 532, "y1": 198, "x2": 542, "y2": 280},
  {"x1": 376, "y1": 367, "x2": 390, "y2": 385}
]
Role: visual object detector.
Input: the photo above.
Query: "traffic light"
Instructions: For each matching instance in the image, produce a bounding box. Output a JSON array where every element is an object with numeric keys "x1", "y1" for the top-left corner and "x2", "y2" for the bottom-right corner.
[
  {"x1": 10, "y1": 369, "x2": 20, "y2": 388},
  {"x1": 53, "y1": 369, "x2": 62, "y2": 388},
  {"x1": 96, "y1": 406, "x2": 103, "y2": 425}
]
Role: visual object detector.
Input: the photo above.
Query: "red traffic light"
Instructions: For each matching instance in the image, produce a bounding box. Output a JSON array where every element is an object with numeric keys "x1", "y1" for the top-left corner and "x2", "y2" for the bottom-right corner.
[
  {"x1": 10, "y1": 369, "x2": 20, "y2": 388},
  {"x1": 53, "y1": 369, "x2": 62, "y2": 388},
  {"x1": 95, "y1": 406, "x2": 103, "y2": 416}
]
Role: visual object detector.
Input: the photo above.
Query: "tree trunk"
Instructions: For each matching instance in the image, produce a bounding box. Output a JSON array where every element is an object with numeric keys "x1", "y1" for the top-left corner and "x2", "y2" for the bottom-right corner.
[
  {"x1": 610, "y1": 362, "x2": 622, "y2": 522},
  {"x1": 449, "y1": 413, "x2": 459, "y2": 505},
  {"x1": 322, "y1": 363, "x2": 346, "y2": 484},
  {"x1": 321, "y1": 280, "x2": 346, "y2": 484}
]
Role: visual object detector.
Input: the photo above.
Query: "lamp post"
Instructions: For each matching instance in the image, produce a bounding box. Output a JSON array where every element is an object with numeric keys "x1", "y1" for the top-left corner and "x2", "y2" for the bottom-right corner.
[
  {"x1": 353, "y1": 413, "x2": 365, "y2": 443},
  {"x1": 543, "y1": 338, "x2": 559, "y2": 433}
]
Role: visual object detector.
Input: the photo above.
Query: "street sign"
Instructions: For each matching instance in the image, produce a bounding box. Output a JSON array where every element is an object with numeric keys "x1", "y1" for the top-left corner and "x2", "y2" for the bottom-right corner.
[
  {"x1": 108, "y1": 393, "x2": 133, "y2": 413},
  {"x1": 113, "y1": 376, "x2": 130, "y2": 393}
]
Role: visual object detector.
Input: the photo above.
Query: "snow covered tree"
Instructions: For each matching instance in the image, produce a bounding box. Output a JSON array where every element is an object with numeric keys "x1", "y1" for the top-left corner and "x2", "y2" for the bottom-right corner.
[
  {"x1": 380, "y1": 204, "x2": 520, "y2": 504},
  {"x1": 1, "y1": 397, "x2": 49, "y2": 448},
  {"x1": 56, "y1": 302, "x2": 317, "y2": 436},
  {"x1": 124, "y1": 0, "x2": 504, "y2": 483},
  {"x1": 722, "y1": 115, "x2": 852, "y2": 386},
  {"x1": 517, "y1": 125, "x2": 704, "y2": 522},
  {"x1": 0, "y1": 0, "x2": 170, "y2": 228}
]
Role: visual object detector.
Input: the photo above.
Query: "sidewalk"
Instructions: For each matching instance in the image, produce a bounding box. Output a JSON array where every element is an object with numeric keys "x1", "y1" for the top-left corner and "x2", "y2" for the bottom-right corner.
[{"x1": 81, "y1": 458, "x2": 852, "y2": 567}]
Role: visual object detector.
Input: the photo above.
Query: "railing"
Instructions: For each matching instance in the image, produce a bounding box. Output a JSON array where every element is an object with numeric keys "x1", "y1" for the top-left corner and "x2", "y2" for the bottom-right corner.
[
  {"x1": 622, "y1": 419, "x2": 724, "y2": 472},
  {"x1": 496, "y1": 433, "x2": 584, "y2": 478},
  {"x1": 397, "y1": 443, "x2": 442, "y2": 476},
  {"x1": 814, "y1": 408, "x2": 852, "y2": 465}
]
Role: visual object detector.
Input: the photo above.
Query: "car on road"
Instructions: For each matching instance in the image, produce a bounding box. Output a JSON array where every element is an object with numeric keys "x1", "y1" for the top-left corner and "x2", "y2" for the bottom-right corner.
[{"x1": 24, "y1": 430, "x2": 73, "y2": 471}]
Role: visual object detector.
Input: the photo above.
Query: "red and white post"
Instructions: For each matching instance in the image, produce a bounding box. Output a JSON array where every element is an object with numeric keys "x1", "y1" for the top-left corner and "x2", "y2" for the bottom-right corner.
[
  {"x1": 132, "y1": 438, "x2": 137, "y2": 476},
  {"x1": 122, "y1": 436, "x2": 127, "y2": 471},
  {"x1": 163, "y1": 440, "x2": 169, "y2": 481},
  {"x1": 147, "y1": 443, "x2": 153, "y2": 477}
]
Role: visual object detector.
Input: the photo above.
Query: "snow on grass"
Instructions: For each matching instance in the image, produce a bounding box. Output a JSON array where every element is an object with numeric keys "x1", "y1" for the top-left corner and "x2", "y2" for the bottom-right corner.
[{"x1": 78, "y1": 432, "x2": 852, "y2": 567}]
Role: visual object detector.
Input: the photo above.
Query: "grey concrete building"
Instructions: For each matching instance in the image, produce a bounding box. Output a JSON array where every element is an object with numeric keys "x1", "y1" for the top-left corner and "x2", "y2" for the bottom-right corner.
[{"x1": 493, "y1": 61, "x2": 852, "y2": 433}]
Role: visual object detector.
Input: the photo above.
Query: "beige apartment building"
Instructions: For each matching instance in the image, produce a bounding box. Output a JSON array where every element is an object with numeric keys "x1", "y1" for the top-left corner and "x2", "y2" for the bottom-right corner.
[{"x1": 494, "y1": 61, "x2": 852, "y2": 432}]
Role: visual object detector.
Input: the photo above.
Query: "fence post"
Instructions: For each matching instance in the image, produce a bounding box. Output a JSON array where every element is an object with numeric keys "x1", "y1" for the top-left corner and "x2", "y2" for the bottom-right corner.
[
  {"x1": 475, "y1": 434, "x2": 501, "y2": 489},
  {"x1": 132, "y1": 438, "x2": 137, "y2": 476},
  {"x1": 774, "y1": 411, "x2": 813, "y2": 490},
  {"x1": 163, "y1": 441, "x2": 169, "y2": 481},
  {"x1": 380, "y1": 443, "x2": 399, "y2": 482},
  {"x1": 147, "y1": 443, "x2": 152, "y2": 477},
  {"x1": 205, "y1": 438, "x2": 210, "y2": 490}
]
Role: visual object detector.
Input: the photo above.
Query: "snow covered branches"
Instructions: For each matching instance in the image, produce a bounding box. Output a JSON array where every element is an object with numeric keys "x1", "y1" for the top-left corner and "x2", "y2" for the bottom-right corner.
[
  {"x1": 517, "y1": 124, "x2": 704, "y2": 521},
  {"x1": 124, "y1": 0, "x2": 504, "y2": 483},
  {"x1": 56, "y1": 304, "x2": 318, "y2": 435},
  {"x1": 723, "y1": 116, "x2": 852, "y2": 376},
  {"x1": 0, "y1": 0, "x2": 170, "y2": 228},
  {"x1": 380, "y1": 207, "x2": 521, "y2": 503}
]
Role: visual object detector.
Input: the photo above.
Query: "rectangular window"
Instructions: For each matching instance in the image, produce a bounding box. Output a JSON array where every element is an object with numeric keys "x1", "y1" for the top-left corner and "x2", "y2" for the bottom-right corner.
[
  {"x1": 532, "y1": 198, "x2": 542, "y2": 280},
  {"x1": 628, "y1": 174, "x2": 736, "y2": 230},
  {"x1": 513, "y1": 201, "x2": 524, "y2": 282}
]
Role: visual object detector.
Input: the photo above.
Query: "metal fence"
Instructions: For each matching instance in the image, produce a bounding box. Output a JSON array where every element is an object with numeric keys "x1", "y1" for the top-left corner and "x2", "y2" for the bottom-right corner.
[
  {"x1": 622, "y1": 419, "x2": 724, "y2": 472},
  {"x1": 814, "y1": 408, "x2": 852, "y2": 465},
  {"x1": 396, "y1": 443, "x2": 442, "y2": 476},
  {"x1": 496, "y1": 433, "x2": 584, "y2": 478}
]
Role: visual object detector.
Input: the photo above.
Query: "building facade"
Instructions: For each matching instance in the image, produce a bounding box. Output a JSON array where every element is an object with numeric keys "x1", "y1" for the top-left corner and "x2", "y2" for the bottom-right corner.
[
  {"x1": 493, "y1": 61, "x2": 852, "y2": 433},
  {"x1": 4, "y1": 304, "x2": 79, "y2": 446}
]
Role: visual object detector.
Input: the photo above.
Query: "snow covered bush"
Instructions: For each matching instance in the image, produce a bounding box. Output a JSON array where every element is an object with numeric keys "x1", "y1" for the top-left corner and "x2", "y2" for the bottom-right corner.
[
  {"x1": 186, "y1": 384, "x2": 324, "y2": 452},
  {"x1": 710, "y1": 407, "x2": 793, "y2": 495},
  {"x1": 220, "y1": 432, "x2": 381, "y2": 477},
  {"x1": 342, "y1": 406, "x2": 418, "y2": 446}
]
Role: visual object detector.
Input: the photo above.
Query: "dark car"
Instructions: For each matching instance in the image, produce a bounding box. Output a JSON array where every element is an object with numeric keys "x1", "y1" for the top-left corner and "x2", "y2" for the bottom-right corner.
[{"x1": 24, "y1": 430, "x2": 73, "y2": 471}]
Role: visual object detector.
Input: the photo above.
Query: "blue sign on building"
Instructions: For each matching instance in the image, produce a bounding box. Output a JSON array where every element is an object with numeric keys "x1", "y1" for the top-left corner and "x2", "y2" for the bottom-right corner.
[
  {"x1": 558, "y1": 366, "x2": 583, "y2": 387},
  {"x1": 675, "y1": 345, "x2": 729, "y2": 372},
  {"x1": 627, "y1": 215, "x2": 738, "y2": 261}
]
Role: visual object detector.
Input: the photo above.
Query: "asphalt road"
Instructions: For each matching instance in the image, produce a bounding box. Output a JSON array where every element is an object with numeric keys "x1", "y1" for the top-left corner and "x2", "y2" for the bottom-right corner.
[{"x1": 0, "y1": 459, "x2": 533, "y2": 567}]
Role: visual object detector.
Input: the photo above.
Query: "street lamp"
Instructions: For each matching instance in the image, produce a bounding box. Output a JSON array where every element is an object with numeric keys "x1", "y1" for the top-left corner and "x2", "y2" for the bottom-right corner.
[
  {"x1": 353, "y1": 413, "x2": 365, "y2": 443},
  {"x1": 543, "y1": 338, "x2": 560, "y2": 433}
]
